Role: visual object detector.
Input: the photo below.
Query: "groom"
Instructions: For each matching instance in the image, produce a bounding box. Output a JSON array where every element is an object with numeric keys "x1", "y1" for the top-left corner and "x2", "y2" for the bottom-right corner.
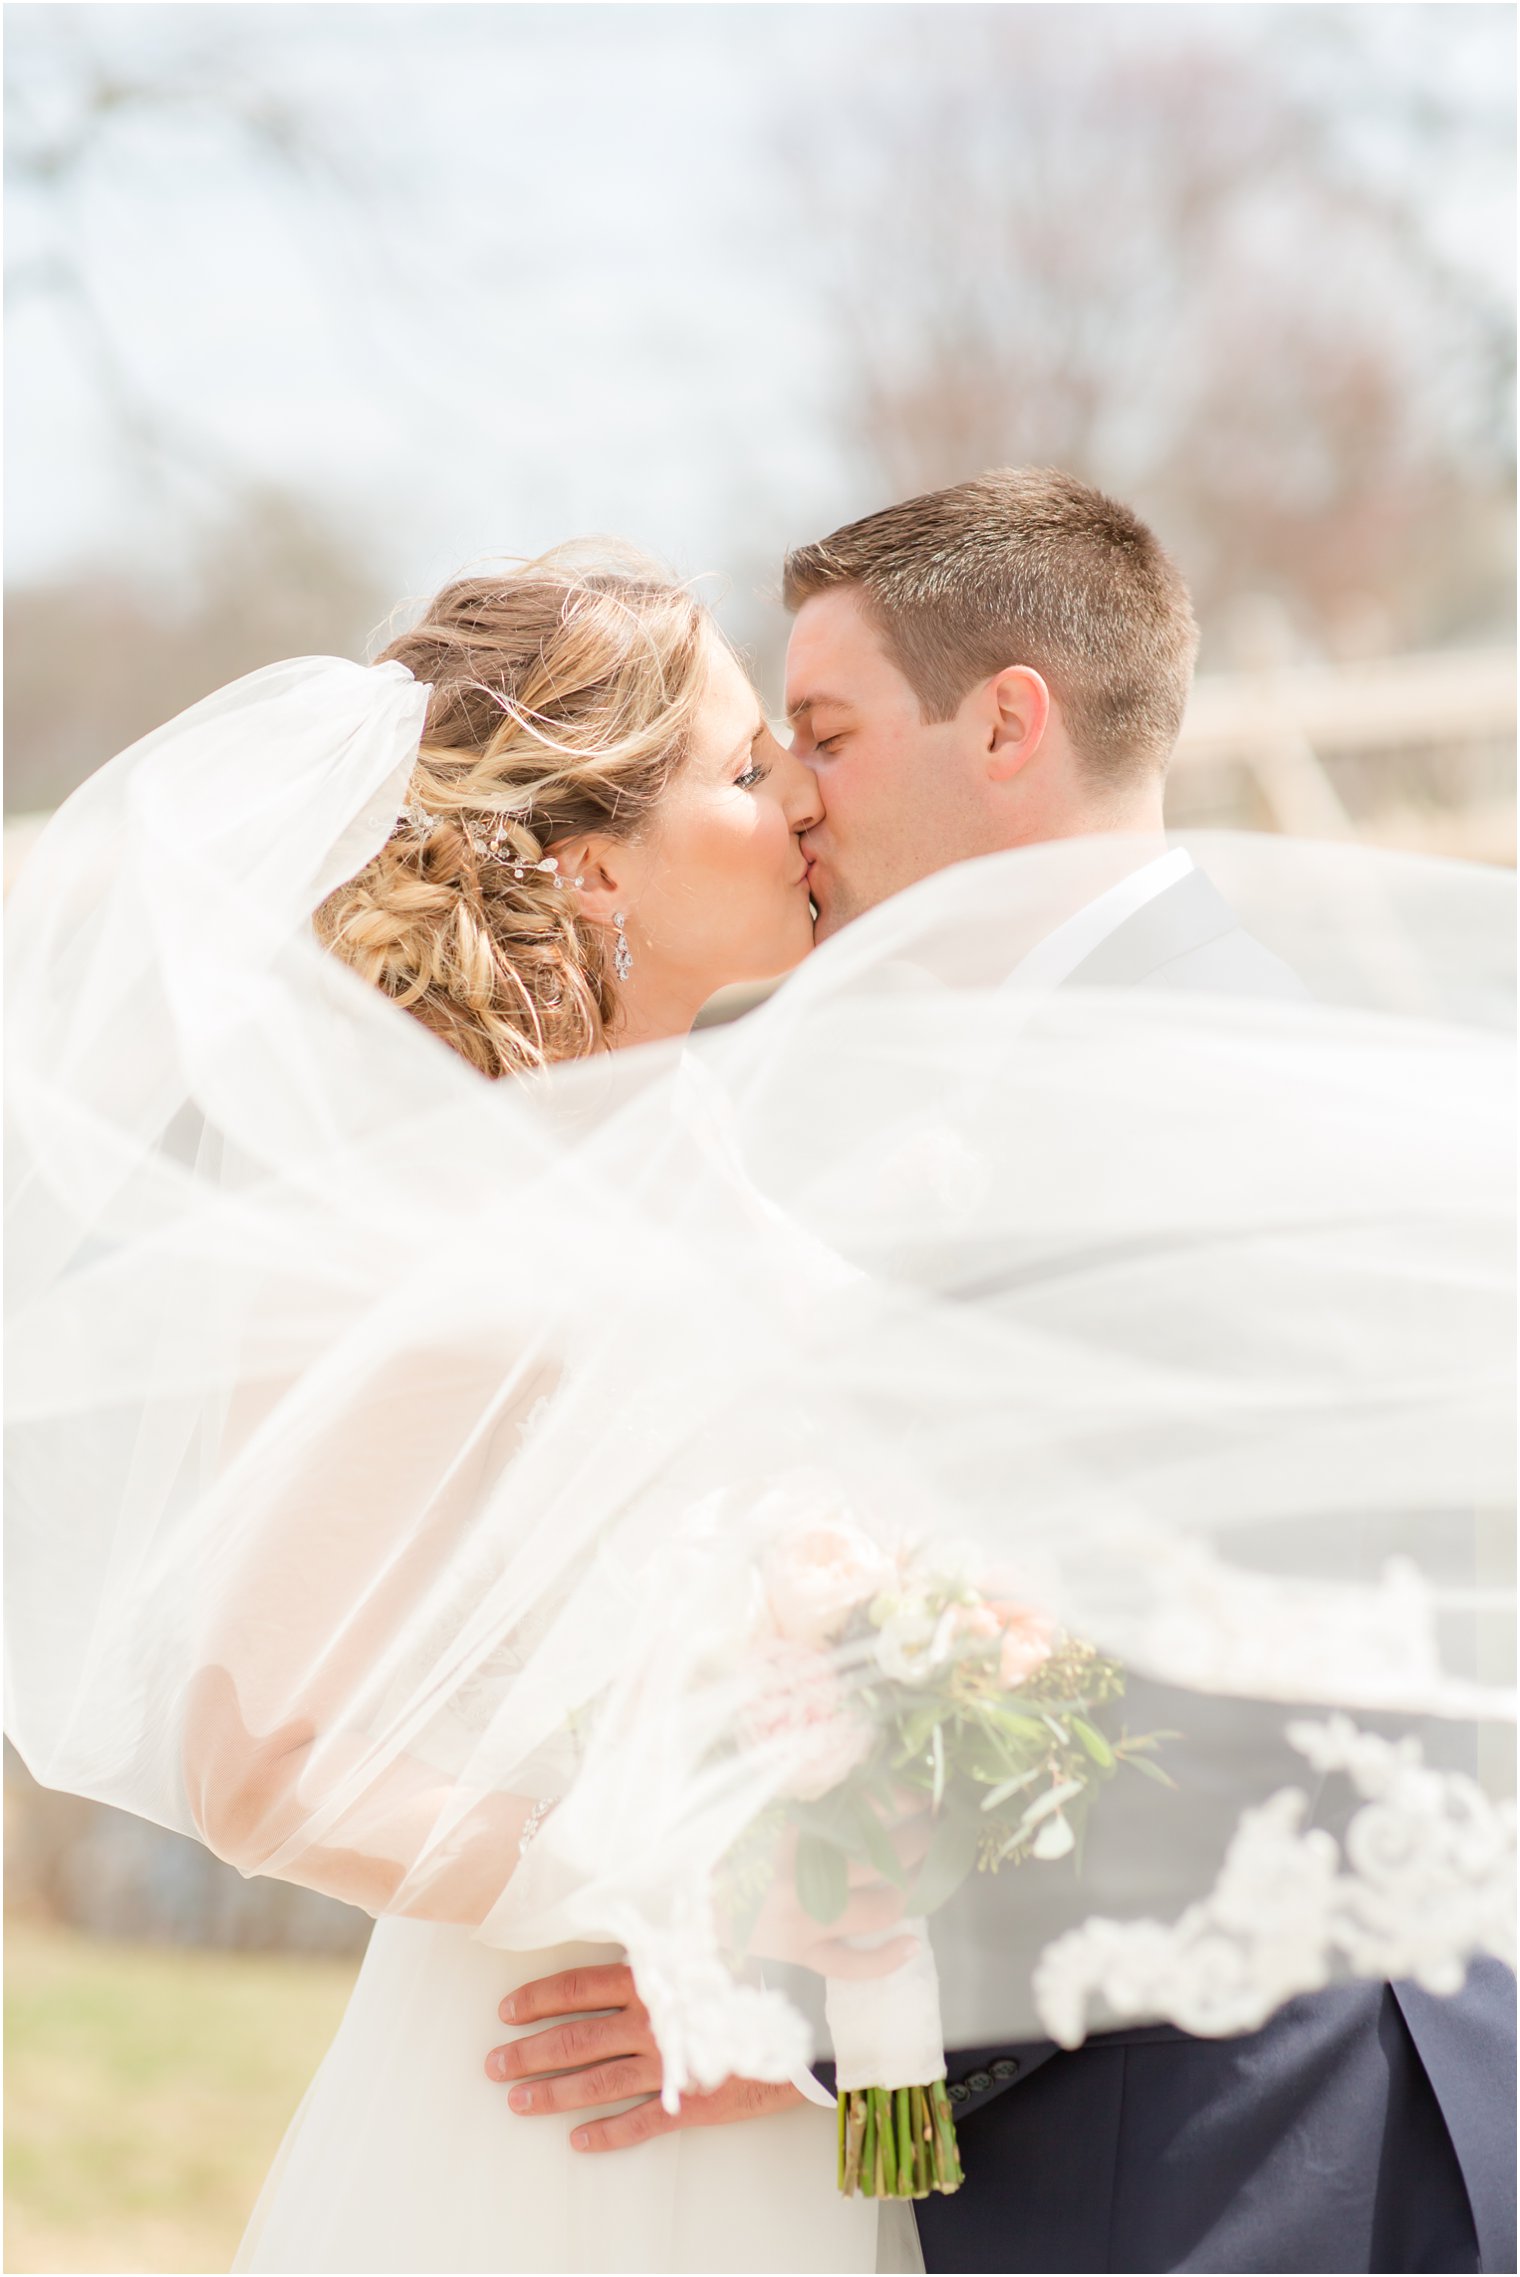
[{"x1": 485, "y1": 469, "x2": 1516, "y2": 2272}]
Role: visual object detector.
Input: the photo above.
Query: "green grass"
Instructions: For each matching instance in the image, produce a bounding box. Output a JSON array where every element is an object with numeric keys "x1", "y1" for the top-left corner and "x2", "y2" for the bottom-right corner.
[{"x1": 4, "y1": 1919, "x2": 363, "y2": 2274}]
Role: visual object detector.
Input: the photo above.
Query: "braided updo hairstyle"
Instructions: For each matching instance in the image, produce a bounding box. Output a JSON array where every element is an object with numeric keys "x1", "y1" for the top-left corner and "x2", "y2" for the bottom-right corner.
[{"x1": 316, "y1": 546, "x2": 714, "y2": 1078}]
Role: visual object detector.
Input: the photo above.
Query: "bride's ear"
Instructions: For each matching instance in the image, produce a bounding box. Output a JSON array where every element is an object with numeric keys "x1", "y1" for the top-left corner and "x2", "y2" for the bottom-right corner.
[
  {"x1": 985, "y1": 666, "x2": 1051, "y2": 784},
  {"x1": 547, "y1": 835, "x2": 633, "y2": 923}
]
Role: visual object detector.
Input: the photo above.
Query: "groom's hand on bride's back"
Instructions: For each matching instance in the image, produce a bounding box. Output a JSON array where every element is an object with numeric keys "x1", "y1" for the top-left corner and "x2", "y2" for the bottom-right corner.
[
  {"x1": 485, "y1": 1826, "x2": 925, "y2": 2149},
  {"x1": 484, "y1": 1962, "x2": 804, "y2": 2151}
]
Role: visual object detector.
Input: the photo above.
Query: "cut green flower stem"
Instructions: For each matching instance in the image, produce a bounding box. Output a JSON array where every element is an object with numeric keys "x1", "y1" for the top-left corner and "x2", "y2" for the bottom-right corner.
[{"x1": 837, "y1": 2083, "x2": 964, "y2": 2199}]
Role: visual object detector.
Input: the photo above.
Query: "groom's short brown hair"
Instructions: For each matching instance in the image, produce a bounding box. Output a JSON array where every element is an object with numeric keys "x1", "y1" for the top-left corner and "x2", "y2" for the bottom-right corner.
[{"x1": 782, "y1": 468, "x2": 1198, "y2": 780}]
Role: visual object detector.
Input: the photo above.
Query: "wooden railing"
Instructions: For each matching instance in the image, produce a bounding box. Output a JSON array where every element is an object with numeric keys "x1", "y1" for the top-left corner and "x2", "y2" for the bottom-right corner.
[{"x1": 1166, "y1": 648, "x2": 1515, "y2": 854}]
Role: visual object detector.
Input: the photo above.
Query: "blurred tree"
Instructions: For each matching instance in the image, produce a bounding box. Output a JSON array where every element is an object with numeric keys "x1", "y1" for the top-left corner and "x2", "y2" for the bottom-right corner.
[
  {"x1": 5, "y1": 1741, "x2": 370, "y2": 1954},
  {"x1": 800, "y1": 7, "x2": 1514, "y2": 658},
  {"x1": 5, "y1": 16, "x2": 358, "y2": 525},
  {"x1": 4, "y1": 485, "x2": 389, "y2": 814},
  {"x1": 4, "y1": 19, "x2": 394, "y2": 814}
]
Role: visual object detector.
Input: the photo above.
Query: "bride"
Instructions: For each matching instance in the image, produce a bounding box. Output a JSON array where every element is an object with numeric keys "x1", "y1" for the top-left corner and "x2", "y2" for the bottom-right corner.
[
  {"x1": 7, "y1": 546, "x2": 917, "y2": 2275},
  {"x1": 7, "y1": 541, "x2": 1511, "y2": 2276},
  {"x1": 225, "y1": 558, "x2": 921, "y2": 2275}
]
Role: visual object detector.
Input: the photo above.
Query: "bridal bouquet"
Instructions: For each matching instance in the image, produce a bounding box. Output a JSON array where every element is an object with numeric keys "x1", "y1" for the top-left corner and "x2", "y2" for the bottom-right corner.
[{"x1": 726, "y1": 1509, "x2": 1170, "y2": 2200}]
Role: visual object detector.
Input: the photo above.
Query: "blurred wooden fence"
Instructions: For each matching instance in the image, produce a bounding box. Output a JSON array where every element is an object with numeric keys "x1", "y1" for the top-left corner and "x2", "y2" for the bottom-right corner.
[{"x1": 1165, "y1": 646, "x2": 1515, "y2": 859}]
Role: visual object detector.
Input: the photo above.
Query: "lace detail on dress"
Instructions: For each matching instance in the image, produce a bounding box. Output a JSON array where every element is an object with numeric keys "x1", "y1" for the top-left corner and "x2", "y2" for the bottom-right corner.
[
  {"x1": 1032, "y1": 1715, "x2": 1517, "y2": 2049},
  {"x1": 1101, "y1": 1539, "x2": 1498, "y2": 1717}
]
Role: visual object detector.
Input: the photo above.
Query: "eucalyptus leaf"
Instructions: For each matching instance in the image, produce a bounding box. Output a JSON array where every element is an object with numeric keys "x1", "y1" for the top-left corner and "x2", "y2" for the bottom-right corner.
[
  {"x1": 983, "y1": 1704, "x2": 1050, "y2": 1733},
  {"x1": 1125, "y1": 1753, "x2": 1179, "y2": 1788},
  {"x1": 856, "y1": 1801, "x2": 911, "y2": 1889},
  {"x1": 1071, "y1": 1717, "x2": 1114, "y2": 1768},
  {"x1": 979, "y1": 1768, "x2": 1042, "y2": 1812},
  {"x1": 796, "y1": 1831, "x2": 851, "y2": 1925},
  {"x1": 909, "y1": 1809, "x2": 982, "y2": 1916},
  {"x1": 1020, "y1": 1778, "x2": 1084, "y2": 1829},
  {"x1": 790, "y1": 1795, "x2": 866, "y2": 1849},
  {"x1": 899, "y1": 1707, "x2": 942, "y2": 1757}
]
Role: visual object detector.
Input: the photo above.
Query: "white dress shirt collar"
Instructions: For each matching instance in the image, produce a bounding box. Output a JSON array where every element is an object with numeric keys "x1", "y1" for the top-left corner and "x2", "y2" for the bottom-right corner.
[{"x1": 1007, "y1": 847, "x2": 1195, "y2": 992}]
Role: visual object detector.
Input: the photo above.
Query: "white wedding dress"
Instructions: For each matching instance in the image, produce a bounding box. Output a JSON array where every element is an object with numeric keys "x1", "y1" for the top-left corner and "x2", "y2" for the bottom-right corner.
[
  {"x1": 235, "y1": 1921, "x2": 923, "y2": 2275},
  {"x1": 233, "y1": 1439, "x2": 921, "y2": 2277}
]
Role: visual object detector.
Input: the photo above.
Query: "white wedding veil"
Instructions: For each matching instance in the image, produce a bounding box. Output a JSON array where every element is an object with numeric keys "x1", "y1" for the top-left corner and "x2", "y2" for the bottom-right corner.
[{"x1": 6, "y1": 656, "x2": 1513, "y2": 2092}]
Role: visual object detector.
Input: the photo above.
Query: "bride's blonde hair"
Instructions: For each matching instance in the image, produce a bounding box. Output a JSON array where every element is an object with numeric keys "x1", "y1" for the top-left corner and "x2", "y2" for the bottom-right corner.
[{"x1": 317, "y1": 545, "x2": 714, "y2": 1077}]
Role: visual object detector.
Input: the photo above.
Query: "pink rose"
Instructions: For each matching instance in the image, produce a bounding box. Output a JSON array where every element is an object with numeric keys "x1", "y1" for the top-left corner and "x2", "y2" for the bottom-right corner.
[
  {"x1": 739, "y1": 1638, "x2": 876, "y2": 1801},
  {"x1": 996, "y1": 1606, "x2": 1057, "y2": 1689},
  {"x1": 764, "y1": 1518, "x2": 892, "y2": 1648}
]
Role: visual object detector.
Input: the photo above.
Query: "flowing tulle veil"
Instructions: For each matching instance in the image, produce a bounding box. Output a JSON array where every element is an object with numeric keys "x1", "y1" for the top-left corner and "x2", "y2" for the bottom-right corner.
[{"x1": 5, "y1": 656, "x2": 1514, "y2": 2111}]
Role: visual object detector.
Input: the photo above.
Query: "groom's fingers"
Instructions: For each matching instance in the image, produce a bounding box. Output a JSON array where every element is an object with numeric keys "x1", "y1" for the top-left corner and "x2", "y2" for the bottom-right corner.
[
  {"x1": 830, "y1": 1882, "x2": 912, "y2": 1938},
  {"x1": 862, "y1": 1790, "x2": 936, "y2": 1868},
  {"x1": 570, "y1": 2078, "x2": 806, "y2": 2154},
  {"x1": 808, "y1": 1931, "x2": 921, "y2": 1980},
  {"x1": 501, "y1": 2054, "x2": 664, "y2": 2115},
  {"x1": 486, "y1": 2010, "x2": 647, "y2": 2082},
  {"x1": 889, "y1": 1810, "x2": 935, "y2": 1871},
  {"x1": 499, "y1": 1963, "x2": 636, "y2": 2027},
  {"x1": 568, "y1": 2095, "x2": 679, "y2": 2154}
]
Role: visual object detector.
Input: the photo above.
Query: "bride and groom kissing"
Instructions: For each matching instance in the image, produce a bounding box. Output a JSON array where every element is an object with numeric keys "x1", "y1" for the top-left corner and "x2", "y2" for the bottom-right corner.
[
  {"x1": 458, "y1": 470, "x2": 1514, "y2": 2277},
  {"x1": 12, "y1": 464, "x2": 1510, "y2": 2277},
  {"x1": 262, "y1": 465, "x2": 1508, "y2": 2275}
]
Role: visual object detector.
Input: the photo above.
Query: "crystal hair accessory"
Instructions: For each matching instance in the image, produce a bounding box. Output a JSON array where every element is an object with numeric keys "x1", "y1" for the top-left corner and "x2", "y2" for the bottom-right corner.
[{"x1": 397, "y1": 804, "x2": 583, "y2": 887}]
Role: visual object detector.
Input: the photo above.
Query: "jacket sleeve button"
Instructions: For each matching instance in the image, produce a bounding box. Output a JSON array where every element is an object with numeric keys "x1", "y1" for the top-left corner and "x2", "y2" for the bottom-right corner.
[
  {"x1": 947, "y1": 2080, "x2": 970, "y2": 2104},
  {"x1": 990, "y1": 2058, "x2": 1019, "y2": 2081},
  {"x1": 966, "y1": 2070, "x2": 993, "y2": 2092}
]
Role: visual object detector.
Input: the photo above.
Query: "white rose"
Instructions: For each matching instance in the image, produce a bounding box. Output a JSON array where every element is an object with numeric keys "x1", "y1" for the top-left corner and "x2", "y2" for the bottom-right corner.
[
  {"x1": 875, "y1": 1606, "x2": 946, "y2": 1687},
  {"x1": 764, "y1": 1517, "x2": 893, "y2": 1648}
]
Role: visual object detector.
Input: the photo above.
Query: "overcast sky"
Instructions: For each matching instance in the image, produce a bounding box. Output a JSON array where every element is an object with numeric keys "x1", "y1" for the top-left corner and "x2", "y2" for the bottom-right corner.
[{"x1": 6, "y1": 3, "x2": 1513, "y2": 629}]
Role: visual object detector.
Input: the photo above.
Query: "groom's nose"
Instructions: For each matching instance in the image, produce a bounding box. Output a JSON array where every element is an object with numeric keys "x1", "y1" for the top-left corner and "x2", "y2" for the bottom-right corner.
[{"x1": 784, "y1": 758, "x2": 825, "y2": 834}]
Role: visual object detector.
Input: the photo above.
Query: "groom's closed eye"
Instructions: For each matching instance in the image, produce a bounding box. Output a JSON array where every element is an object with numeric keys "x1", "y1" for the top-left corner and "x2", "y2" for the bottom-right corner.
[
  {"x1": 788, "y1": 723, "x2": 848, "y2": 760},
  {"x1": 786, "y1": 695, "x2": 853, "y2": 748}
]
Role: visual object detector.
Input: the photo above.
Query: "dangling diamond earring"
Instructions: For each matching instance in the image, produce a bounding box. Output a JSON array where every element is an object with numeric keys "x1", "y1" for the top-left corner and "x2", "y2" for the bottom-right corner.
[{"x1": 612, "y1": 911, "x2": 633, "y2": 983}]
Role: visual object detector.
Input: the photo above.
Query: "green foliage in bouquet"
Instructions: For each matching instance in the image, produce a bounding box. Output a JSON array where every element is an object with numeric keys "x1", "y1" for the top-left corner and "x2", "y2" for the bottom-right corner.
[
  {"x1": 726, "y1": 1542, "x2": 1175, "y2": 2203},
  {"x1": 786, "y1": 1597, "x2": 1172, "y2": 1936}
]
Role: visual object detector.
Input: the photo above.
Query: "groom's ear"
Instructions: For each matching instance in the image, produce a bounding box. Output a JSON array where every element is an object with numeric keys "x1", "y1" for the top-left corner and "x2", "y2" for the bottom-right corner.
[{"x1": 984, "y1": 666, "x2": 1052, "y2": 784}]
